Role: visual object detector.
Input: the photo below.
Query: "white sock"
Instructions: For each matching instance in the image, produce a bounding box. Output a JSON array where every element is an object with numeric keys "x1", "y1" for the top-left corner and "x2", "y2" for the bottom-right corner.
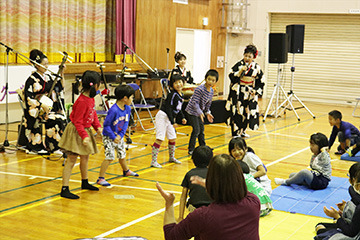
[{"x1": 274, "y1": 178, "x2": 286, "y2": 185}]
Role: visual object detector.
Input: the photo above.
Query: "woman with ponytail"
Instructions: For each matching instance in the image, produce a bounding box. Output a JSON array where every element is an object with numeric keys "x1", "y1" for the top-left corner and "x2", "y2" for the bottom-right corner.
[
  {"x1": 59, "y1": 70, "x2": 102, "y2": 199},
  {"x1": 168, "y1": 52, "x2": 194, "y2": 84}
]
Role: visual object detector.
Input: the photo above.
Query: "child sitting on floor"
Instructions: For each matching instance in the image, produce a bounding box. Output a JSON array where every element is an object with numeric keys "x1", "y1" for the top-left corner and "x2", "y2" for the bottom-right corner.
[
  {"x1": 314, "y1": 163, "x2": 360, "y2": 240},
  {"x1": 178, "y1": 146, "x2": 213, "y2": 222},
  {"x1": 238, "y1": 160, "x2": 273, "y2": 217},
  {"x1": 275, "y1": 132, "x2": 331, "y2": 190},
  {"x1": 228, "y1": 137, "x2": 272, "y2": 195}
]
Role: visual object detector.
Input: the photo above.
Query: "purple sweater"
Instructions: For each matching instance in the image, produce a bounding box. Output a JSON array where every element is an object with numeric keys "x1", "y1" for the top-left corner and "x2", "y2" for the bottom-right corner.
[{"x1": 163, "y1": 192, "x2": 260, "y2": 240}]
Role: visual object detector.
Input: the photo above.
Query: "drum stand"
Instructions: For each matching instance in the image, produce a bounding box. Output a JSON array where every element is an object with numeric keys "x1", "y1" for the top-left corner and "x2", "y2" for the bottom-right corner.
[
  {"x1": 277, "y1": 54, "x2": 315, "y2": 120},
  {"x1": 263, "y1": 64, "x2": 297, "y2": 122}
]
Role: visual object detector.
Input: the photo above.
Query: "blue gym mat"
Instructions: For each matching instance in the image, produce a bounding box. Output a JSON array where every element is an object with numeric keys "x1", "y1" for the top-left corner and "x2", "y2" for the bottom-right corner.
[
  {"x1": 341, "y1": 152, "x2": 360, "y2": 162},
  {"x1": 271, "y1": 176, "x2": 350, "y2": 218}
]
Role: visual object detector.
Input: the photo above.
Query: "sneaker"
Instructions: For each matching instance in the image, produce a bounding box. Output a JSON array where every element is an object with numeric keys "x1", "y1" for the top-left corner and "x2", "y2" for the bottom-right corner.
[
  {"x1": 37, "y1": 149, "x2": 50, "y2": 155},
  {"x1": 169, "y1": 158, "x2": 181, "y2": 164},
  {"x1": 96, "y1": 178, "x2": 111, "y2": 186},
  {"x1": 334, "y1": 149, "x2": 345, "y2": 155},
  {"x1": 241, "y1": 132, "x2": 250, "y2": 138},
  {"x1": 151, "y1": 161, "x2": 162, "y2": 168},
  {"x1": 274, "y1": 178, "x2": 286, "y2": 185},
  {"x1": 52, "y1": 149, "x2": 63, "y2": 155},
  {"x1": 188, "y1": 150, "x2": 193, "y2": 155},
  {"x1": 346, "y1": 148, "x2": 353, "y2": 157},
  {"x1": 124, "y1": 170, "x2": 139, "y2": 177}
]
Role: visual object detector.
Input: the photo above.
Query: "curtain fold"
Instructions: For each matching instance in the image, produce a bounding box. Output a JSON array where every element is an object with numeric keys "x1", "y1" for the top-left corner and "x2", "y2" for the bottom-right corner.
[
  {"x1": 115, "y1": 0, "x2": 136, "y2": 56},
  {"x1": 0, "y1": 0, "x2": 108, "y2": 63}
]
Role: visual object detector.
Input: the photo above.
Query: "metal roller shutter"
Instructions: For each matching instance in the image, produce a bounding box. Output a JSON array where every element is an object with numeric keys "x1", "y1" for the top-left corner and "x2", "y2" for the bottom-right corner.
[{"x1": 266, "y1": 13, "x2": 360, "y2": 105}]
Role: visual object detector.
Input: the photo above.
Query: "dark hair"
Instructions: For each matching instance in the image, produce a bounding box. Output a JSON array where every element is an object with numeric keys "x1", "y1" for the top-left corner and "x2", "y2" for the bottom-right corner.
[
  {"x1": 205, "y1": 69, "x2": 219, "y2": 82},
  {"x1": 115, "y1": 84, "x2": 135, "y2": 101},
  {"x1": 81, "y1": 70, "x2": 101, "y2": 98},
  {"x1": 29, "y1": 49, "x2": 47, "y2": 65},
  {"x1": 309, "y1": 132, "x2": 329, "y2": 151},
  {"x1": 228, "y1": 137, "x2": 248, "y2": 155},
  {"x1": 192, "y1": 145, "x2": 213, "y2": 168},
  {"x1": 169, "y1": 74, "x2": 185, "y2": 90},
  {"x1": 328, "y1": 110, "x2": 342, "y2": 121},
  {"x1": 174, "y1": 52, "x2": 186, "y2": 62},
  {"x1": 238, "y1": 160, "x2": 250, "y2": 174},
  {"x1": 244, "y1": 44, "x2": 258, "y2": 58},
  {"x1": 349, "y1": 163, "x2": 360, "y2": 182},
  {"x1": 206, "y1": 154, "x2": 247, "y2": 203},
  {"x1": 355, "y1": 170, "x2": 360, "y2": 185}
]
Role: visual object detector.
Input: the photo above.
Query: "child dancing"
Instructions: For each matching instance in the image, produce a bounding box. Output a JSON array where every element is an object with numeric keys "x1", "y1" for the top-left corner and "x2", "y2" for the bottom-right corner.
[
  {"x1": 151, "y1": 74, "x2": 187, "y2": 168},
  {"x1": 185, "y1": 69, "x2": 218, "y2": 155},
  {"x1": 59, "y1": 71, "x2": 102, "y2": 199},
  {"x1": 97, "y1": 85, "x2": 139, "y2": 187}
]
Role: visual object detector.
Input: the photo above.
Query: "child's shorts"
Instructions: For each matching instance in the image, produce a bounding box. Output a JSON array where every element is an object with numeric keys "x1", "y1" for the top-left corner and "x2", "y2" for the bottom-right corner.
[
  {"x1": 103, "y1": 135, "x2": 126, "y2": 160},
  {"x1": 155, "y1": 110, "x2": 177, "y2": 141}
]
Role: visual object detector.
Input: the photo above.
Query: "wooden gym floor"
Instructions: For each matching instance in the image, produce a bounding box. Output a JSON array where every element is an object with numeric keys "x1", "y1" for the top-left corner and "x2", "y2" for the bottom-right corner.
[{"x1": 0, "y1": 100, "x2": 357, "y2": 240}]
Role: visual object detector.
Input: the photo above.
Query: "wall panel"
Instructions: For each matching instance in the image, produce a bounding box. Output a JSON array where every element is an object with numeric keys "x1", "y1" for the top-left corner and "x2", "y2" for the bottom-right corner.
[{"x1": 136, "y1": 0, "x2": 226, "y2": 93}]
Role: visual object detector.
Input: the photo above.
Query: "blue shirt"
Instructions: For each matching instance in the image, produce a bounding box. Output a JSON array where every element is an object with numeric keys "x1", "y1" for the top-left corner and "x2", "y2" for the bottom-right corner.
[
  {"x1": 329, "y1": 121, "x2": 360, "y2": 149},
  {"x1": 102, "y1": 103, "x2": 131, "y2": 140},
  {"x1": 185, "y1": 84, "x2": 213, "y2": 117}
]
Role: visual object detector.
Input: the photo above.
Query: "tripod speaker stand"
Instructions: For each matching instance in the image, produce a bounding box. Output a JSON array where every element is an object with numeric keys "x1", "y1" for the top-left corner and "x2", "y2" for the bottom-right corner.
[
  {"x1": 276, "y1": 54, "x2": 315, "y2": 120},
  {"x1": 263, "y1": 64, "x2": 297, "y2": 121}
]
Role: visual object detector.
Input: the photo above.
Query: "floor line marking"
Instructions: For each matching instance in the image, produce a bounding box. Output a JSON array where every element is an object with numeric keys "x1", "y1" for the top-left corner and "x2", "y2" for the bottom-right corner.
[
  {"x1": 0, "y1": 155, "x2": 42, "y2": 166},
  {"x1": 0, "y1": 114, "x2": 322, "y2": 217},
  {"x1": 95, "y1": 202, "x2": 180, "y2": 238},
  {"x1": 266, "y1": 147, "x2": 309, "y2": 167}
]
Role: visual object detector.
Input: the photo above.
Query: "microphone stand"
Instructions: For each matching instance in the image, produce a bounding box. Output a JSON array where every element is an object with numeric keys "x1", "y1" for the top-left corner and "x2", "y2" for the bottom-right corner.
[
  {"x1": 120, "y1": 42, "x2": 148, "y2": 149},
  {"x1": 0, "y1": 42, "x2": 13, "y2": 152},
  {"x1": 166, "y1": 48, "x2": 170, "y2": 75},
  {"x1": 121, "y1": 41, "x2": 157, "y2": 74}
]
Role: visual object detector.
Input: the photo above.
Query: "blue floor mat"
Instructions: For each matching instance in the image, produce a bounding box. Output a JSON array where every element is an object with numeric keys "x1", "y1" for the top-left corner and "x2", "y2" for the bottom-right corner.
[
  {"x1": 271, "y1": 176, "x2": 350, "y2": 218},
  {"x1": 340, "y1": 152, "x2": 360, "y2": 162}
]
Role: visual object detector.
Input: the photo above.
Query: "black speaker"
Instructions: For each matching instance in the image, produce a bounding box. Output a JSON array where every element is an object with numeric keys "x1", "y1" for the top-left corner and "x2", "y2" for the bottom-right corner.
[
  {"x1": 286, "y1": 24, "x2": 305, "y2": 53},
  {"x1": 269, "y1": 33, "x2": 288, "y2": 63}
]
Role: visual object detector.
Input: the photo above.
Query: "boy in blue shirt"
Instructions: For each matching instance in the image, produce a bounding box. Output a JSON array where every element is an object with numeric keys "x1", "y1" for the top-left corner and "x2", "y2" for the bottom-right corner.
[
  {"x1": 97, "y1": 85, "x2": 139, "y2": 186},
  {"x1": 185, "y1": 69, "x2": 219, "y2": 155},
  {"x1": 328, "y1": 110, "x2": 360, "y2": 155}
]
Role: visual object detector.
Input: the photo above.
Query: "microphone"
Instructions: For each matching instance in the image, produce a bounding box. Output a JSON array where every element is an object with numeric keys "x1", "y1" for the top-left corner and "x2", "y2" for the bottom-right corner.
[
  {"x1": 240, "y1": 62, "x2": 250, "y2": 78},
  {"x1": 166, "y1": 48, "x2": 170, "y2": 53}
]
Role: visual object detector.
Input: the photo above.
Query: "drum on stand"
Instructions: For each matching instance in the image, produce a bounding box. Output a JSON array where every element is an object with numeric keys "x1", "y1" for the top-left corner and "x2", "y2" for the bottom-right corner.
[{"x1": 182, "y1": 83, "x2": 197, "y2": 99}]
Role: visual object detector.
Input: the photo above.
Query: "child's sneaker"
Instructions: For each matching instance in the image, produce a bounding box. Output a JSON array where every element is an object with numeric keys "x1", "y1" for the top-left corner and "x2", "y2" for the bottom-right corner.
[
  {"x1": 123, "y1": 170, "x2": 139, "y2": 177},
  {"x1": 346, "y1": 148, "x2": 353, "y2": 157},
  {"x1": 241, "y1": 132, "x2": 250, "y2": 138},
  {"x1": 96, "y1": 178, "x2": 111, "y2": 186},
  {"x1": 151, "y1": 161, "x2": 162, "y2": 168},
  {"x1": 169, "y1": 158, "x2": 181, "y2": 164},
  {"x1": 274, "y1": 178, "x2": 286, "y2": 185}
]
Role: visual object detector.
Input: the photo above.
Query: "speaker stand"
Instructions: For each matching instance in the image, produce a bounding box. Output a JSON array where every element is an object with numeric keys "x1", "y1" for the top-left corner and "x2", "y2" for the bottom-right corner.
[
  {"x1": 263, "y1": 64, "x2": 296, "y2": 122},
  {"x1": 276, "y1": 54, "x2": 315, "y2": 121}
]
